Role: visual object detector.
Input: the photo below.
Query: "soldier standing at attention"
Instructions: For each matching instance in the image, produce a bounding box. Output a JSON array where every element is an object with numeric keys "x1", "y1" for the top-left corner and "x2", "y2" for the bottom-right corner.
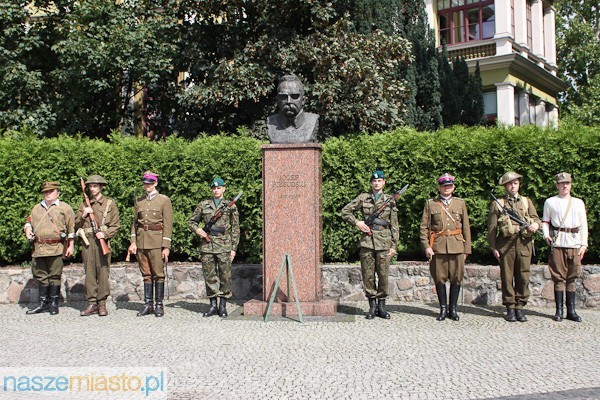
[
  {"x1": 341, "y1": 169, "x2": 399, "y2": 320},
  {"x1": 188, "y1": 177, "x2": 240, "y2": 318},
  {"x1": 419, "y1": 174, "x2": 471, "y2": 321},
  {"x1": 542, "y1": 172, "x2": 588, "y2": 322},
  {"x1": 75, "y1": 175, "x2": 120, "y2": 317},
  {"x1": 127, "y1": 171, "x2": 173, "y2": 317},
  {"x1": 487, "y1": 172, "x2": 541, "y2": 322},
  {"x1": 24, "y1": 182, "x2": 75, "y2": 315}
]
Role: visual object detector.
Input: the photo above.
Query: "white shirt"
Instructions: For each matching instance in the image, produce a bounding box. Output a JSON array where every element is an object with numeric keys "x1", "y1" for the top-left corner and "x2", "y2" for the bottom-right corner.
[{"x1": 542, "y1": 195, "x2": 588, "y2": 248}]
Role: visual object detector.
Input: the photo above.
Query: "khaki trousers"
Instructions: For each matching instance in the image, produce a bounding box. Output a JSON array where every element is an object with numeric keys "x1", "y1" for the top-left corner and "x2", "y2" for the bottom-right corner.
[
  {"x1": 82, "y1": 238, "x2": 111, "y2": 305},
  {"x1": 549, "y1": 247, "x2": 582, "y2": 292},
  {"x1": 430, "y1": 254, "x2": 464, "y2": 284},
  {"x1": 499, "y1": 248, "x2": 531, "y2": 309},
  {"x1": 33, "y1": 255, "x2": 63, "y2": 286},
  {"x1": 138, "y1": 248, "x2": 165, "y2": 283}
]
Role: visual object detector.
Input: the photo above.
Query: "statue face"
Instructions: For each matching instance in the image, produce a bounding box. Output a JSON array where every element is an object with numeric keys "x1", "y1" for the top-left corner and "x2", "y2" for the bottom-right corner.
[{"x1": 277, "y1": 81, "x2": 304, "y2": 118}]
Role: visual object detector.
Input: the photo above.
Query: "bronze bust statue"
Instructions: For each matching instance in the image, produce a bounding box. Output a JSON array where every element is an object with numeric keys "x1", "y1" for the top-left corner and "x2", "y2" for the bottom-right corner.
[{"x1": 267, "y1": 75, "x2": 319, "y2": 144}]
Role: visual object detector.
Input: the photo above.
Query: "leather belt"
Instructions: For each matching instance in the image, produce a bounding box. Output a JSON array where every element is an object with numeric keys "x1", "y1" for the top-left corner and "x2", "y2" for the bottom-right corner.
[
  {"x1": 429, "y1": 229, "x2": 463, "y2": 248},
  {"x1": 370, "y1": 225, "x2": 388, "y2": 231},
  {"x1": 552, "y1": 226, "x2": 579, "y2": 233},
  {"x1": 142, "y1": 224, "x2": 163, "y2": 231},
  {"x1": 36, "y1": 238, "x2": 63, "y2": 244}
]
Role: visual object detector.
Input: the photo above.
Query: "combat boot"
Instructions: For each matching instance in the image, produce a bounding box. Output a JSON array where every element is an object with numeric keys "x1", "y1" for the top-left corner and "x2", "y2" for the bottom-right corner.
[
  {"x1": 377, "y1": 299, "x2": 390, "y2": 319},
  {"x1": 137, "y1": 283, "x2": 154, "y2": 316},
  {"x1": 566, "y1": 291, "x2": 582, "y2": 322},
  {"x1": 448, "y1": 283, "x2": 461, "y2": 321},
  {"x1": 365, "y1": 298, "x2": 377, "y2": 320},
  {"x1": 154, "y1": 281, "x2": 165, "y2": 317},
  {"x1": 218, "y1": 297, "x2": 228, "y2": 318},
  {"x1": 515, "y1": 308, "x2": 527, "y2": 322},
  {"x1": 552, "y1": 291, "x2": 564, "y2": 322},
  {"x1": 26, "y1": 285, "x2": 50, "y2": 315},
  {"x1": 203, "y1": 297, "x2": 219, "y2": 317},
  {"x1": 504, "y1": 307, "x2": 516, "y2": 322},
  {"x1": 435, "y1": 283, "x2": 447, "y2": 321},
  {"x1": 48, "y1": 285, "x2": 61, "y2": 315}
]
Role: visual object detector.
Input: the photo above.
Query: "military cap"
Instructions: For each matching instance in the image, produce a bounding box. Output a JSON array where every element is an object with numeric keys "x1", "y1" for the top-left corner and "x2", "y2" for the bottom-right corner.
[
  {"x1": 555, "y1": 172, "x2": 572, "y2": 183},
  {"x1": 371, "y1": 170, "x2": 385, "y2": 180},
  {"x1": 499, "y1": 171, "x2": 522, "y2": 186},
  {"x1": 210, "y1": 177, "x2": 226, "y2": 188},
  {"x1": 85, "y1": 175, "x2": 107, "y2": 185},
  {"x1": 40, "y1": 181, "x2": 60, "y2": 192},
  {"x1": 141, "y1": 171, "x2": 159, "y2": 183},
  {"x1": 437, "y1": 173, "x2": 455, "y2": 186}
]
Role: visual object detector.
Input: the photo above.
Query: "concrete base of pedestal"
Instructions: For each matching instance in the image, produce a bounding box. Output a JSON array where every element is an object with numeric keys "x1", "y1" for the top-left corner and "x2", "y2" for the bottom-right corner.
[{"x1": 243, "y1": 298, "x2": 337, "y2": 317}]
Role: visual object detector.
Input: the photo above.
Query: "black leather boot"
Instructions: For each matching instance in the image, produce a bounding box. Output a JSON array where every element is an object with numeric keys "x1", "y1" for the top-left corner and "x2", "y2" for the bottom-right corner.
[
  {"x1": 137, "y1": 283, "x2": 154, "y2": 316},
  {"x1": 515, "y1": 308, "x2": 527, "y2": 322},
  {"x1": 448, "y1": 283, "x2": 461, "y2": 321},
  {"x1": 505, "y1": 307, "x2": 516, "y2": 322},
  {"x1": 553, "y1": 291, "x2": 564, "y2": 322},
  {"x1": 377, "y1": 299, "x2": 390, "y2": 319},
  {"x1": 566, "y1": 291, "x2": 582, "y2": 322},
  {"x1": 218, "y1": 297, "x2": 228, "y2": 318},
  {"x1": 203, "y1": 297, "x2": 219, "y2": 317},
  {"x1": 435, "y1": 283, "x2": 447, "y2": 321},
  {"x1": 26, "y1": 285, "x2": 50, "y2": 315},
  {"x1": 154, "y1": 281, "x2": 165, "y2": 317},
  {"x1": 48, "y1": 285, "x2": 61, "y2": 315},
  {"x1": 365, "y1": 298, "x2": 377, "y2": 320}
]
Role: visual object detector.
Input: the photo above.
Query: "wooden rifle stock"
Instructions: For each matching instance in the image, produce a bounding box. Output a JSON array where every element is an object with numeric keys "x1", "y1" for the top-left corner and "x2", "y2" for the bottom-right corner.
[{"x1": 79, "y1": 177, "x2": 110, "y2": 256}]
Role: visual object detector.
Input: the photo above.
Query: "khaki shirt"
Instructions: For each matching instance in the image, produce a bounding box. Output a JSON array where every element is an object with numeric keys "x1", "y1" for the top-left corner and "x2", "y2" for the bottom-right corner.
[
  {"x1": 75, "y1": 195, "x2": 121, "y2": 240},
  {"x1": 130, "y1": 191, "x2": 173, "y2": 249},
  {"x1": 27, "y1": 200, "x2": 75, "y2": 257},
  {"x1": 487, "y1": 194, "x2": 541, "y2": 254},
  {"x1": 341, "y1": 192, "x2": 399, "y2": 251},
  {"x1": 419, "y1": 197, "x2": 472, "y2": 254},
  {"x1": 188, "y1": 198, "x2": 240, "y2": 254}
]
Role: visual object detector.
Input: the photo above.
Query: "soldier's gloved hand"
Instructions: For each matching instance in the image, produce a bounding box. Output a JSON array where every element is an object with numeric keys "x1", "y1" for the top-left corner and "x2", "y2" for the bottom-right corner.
[{"x1": 356, "y1": 221, "x2": 371, "y2": 234}]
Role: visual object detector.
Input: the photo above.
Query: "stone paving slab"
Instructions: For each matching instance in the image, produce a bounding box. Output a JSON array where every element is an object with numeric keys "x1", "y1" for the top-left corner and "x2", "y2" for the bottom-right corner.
[{"x1": 0, "y1": 301, "x2": 599, "y2": 400}]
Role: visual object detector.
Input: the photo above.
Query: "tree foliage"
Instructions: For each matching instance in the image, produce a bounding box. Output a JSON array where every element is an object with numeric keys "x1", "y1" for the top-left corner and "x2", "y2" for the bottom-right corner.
[{"x1": 556, "y1": 0, "x2": 600, "y2": 125}]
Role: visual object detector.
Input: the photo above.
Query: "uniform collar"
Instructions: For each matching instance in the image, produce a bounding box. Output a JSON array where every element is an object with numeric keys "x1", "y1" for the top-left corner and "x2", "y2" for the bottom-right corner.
[
  {"x1": 41, "y1": 199, "x2": 60, "y2": 209},
  {"x1": 90, "y1": 194, "x2": 104, "y2": 205},
  {"x1": 146, "y1": 190, "x2": 158, "y2": 201},
  {"x1": 438, "y1": 195, "x2": 452, "y2": 205}
]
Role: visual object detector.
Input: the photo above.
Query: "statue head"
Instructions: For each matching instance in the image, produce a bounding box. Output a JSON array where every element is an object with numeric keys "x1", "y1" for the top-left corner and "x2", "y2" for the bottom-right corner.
[{"x1": 277, "y1": 75, "x2": 305, "y2": 119}]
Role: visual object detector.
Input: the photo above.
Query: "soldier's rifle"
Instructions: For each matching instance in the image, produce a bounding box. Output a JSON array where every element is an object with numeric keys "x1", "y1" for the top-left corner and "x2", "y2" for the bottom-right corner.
[
  {"x1": 364, "y1": 184, "x2": 409, "y2": 236},
  {"x1": 201, "y1": 191, "x2": 243, "y2": 243},
  {"x1": 79, "y1": 177, "x2": 110, "y2": 256},
  {"x1": 490, "y1": 191, "x2": 532, "y2": 231}
]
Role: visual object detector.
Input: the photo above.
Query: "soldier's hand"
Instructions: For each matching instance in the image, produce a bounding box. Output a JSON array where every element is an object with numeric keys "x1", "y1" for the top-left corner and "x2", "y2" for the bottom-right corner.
[
  {"x1": 83, "y1": 206, "x2": 94, "y2": 217},
  {"x1": 463, "y1": 254, "x2": 468, "y2": 262},
  {"x1": 128, "y1": 243, "x2": 137, "y2": 255},
  {"x1": 492, "y1": 249, "x2": 500, "y2": 261},
  {"x1": 95, "y1": 232, "x2": 106, "y2": 239},
  {"x1": 64, "y1": 242, "x2": 74, "y2": 258},
  {"x1": 388, "y1": 248, "x2": 396, "y2": 258},
  {"x1": 356, "y1": 221, "x2": 371, "y2": 234},
  {"x1": 195, "y1": 228, "x2": 209, "y2": 239},
  {"x1": 230, "y1": 250, "x2": 236, "y2": 262},
  {"x1": 578, "y1": 246, "x2": 586, "y2": 260},
  {"x1": 162, "y1": 248, "x2": 170, "y2": 260},
  {"x1": 527, "y1": 222, "x2": 539, "y2": 233},
  {"x1": 544, "y1": 237, "x2": 553, "y2": 246},
  {"x1": 425, "y1": 247, "x2": 434, "y2": 260}
]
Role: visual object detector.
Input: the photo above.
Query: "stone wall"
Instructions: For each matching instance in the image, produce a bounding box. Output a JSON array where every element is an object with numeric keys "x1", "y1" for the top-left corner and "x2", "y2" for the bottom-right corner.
[{"x1": 2, "y1": 262, "x2": 600, "y2": 307}]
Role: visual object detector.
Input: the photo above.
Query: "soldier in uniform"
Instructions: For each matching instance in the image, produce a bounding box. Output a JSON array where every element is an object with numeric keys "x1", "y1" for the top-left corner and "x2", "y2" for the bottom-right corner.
[
  {"x1": 341, "y1": 169, "x2": 399, "y2": 319},
  {"x1": 188, "y1": 177, "x2": 240, "y2": 318},
  {"x1": 75, "y1": 175, "x2": 120, "y2": 317},
  {"x1": 419, "y1": 174, "x2": 471, "y2": 321},
  {"x1": 24, "y1": 182, "x2": 75, "y2": 315},
  {"x1": 487, "y1": 172, "x2": 541, "y2": 322},
  {"x1": 127, "y1": 171, "x2": 173, "y2": 317},
  {"x1": 542, "y1": 172, "x2": 588, "y2": 322}
]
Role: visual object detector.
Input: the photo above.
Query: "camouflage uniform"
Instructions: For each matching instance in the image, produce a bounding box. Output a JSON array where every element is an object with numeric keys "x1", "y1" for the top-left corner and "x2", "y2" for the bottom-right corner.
[{"x1": 74, "y1": 175, "x2": 120, "y2": 316}]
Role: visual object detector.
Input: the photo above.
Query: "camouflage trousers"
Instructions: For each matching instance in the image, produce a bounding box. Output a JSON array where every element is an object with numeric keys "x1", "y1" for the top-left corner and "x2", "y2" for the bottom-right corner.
[
  {"x1": 201, "y1": 252, "x2": 232, "y2": 298},
  {"x1": 359, "y1": 248, "x2": 390, "y2": 299}
]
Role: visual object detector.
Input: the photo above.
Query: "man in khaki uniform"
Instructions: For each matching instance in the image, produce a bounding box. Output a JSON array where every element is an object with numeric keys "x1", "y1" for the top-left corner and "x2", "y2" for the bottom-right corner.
[
  {"x1": 188, "y1": 177, "x2": 240, "y2": 318},
  {"x1": 341, "y1": 169, "x2": 399, "y2": 320},
  {"x1": 542, "y1": 172, "x2": 588, "y2": 322},
  {"x1": 127, "y1": 171, "x2": 173, "y2": 317},
  {"x1": 487, "y1": 172, "x2": 541, "y2": 322},
  {"x1": 75, "y1": 175, "x2": 120, "y2": 317},
  {"x1": 24, "y1": 182, "x2": 75, "y2": 315},
  {"x1": 419, "y1": 174, "x2": 471, "y2": 321}
]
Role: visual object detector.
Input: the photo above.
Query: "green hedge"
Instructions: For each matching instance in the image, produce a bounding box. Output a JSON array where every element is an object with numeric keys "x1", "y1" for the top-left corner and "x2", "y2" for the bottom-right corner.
[{"x1": 1, "y1": 123, "x2": 598, "y2": 265}]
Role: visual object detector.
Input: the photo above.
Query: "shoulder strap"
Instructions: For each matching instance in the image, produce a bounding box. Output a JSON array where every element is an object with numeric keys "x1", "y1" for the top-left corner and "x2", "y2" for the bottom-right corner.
[{"x1": 100, "y1": 199, "x2": 112, "y2": 227}]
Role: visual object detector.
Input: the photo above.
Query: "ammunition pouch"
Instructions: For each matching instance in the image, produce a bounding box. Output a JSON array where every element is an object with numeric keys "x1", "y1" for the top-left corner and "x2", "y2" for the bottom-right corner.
[
  {"x1": 209, "y1": 226, "x2": 226, "y2": 236},
  {"x1": 371, "y1": 218, "x2": 389, "y2": 227}
]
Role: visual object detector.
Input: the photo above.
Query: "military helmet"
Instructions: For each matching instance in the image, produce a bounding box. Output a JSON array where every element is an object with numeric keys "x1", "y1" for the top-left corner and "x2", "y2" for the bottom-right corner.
[
  {"x1": 85, "y1": 175, "x2": 107, "y2": 185},
  {"x1": 499, "y1": 171, "x2": 522, "y2": 185}
]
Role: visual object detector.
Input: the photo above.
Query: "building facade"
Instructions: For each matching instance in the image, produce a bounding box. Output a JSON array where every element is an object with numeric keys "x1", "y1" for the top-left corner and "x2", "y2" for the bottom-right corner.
[{"x1": 424, "y1": 0, "x2": 567, "y2": 127}]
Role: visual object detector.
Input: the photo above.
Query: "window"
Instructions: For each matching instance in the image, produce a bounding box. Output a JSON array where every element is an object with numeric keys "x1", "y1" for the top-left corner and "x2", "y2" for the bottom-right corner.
[
  {"x1": 526, "y1": 0, "x2": 532, "y2": 49},
  {"x1": 437, "y1": 0, "x2": 495, "y2": 45}
]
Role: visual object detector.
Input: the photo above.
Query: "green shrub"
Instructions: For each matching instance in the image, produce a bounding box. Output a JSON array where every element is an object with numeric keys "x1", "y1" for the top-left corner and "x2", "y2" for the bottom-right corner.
[{"x1": 0, "y1": 123, "x2": 598, "y2": 265}]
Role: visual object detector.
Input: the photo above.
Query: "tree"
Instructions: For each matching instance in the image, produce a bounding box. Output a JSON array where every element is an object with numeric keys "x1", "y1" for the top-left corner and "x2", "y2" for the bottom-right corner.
[{"x1": 556, "y1": 0, "x2": 600, "y2": 125}]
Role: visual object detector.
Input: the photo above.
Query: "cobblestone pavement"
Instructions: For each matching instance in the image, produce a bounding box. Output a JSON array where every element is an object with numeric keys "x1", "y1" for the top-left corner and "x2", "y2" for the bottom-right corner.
[{"x1": 1, "y1": 300, "x2": 599, "y2": 400}]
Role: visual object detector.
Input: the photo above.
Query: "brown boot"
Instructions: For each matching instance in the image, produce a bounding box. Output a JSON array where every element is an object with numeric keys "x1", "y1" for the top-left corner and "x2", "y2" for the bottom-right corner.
[
  {"x1": 80, "y1": 304, "x2": 99, "y2": 316},
  {"x1": 98, "y1": 304, "x2": 108, "y2": 316}
]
